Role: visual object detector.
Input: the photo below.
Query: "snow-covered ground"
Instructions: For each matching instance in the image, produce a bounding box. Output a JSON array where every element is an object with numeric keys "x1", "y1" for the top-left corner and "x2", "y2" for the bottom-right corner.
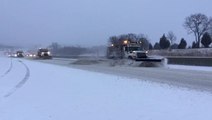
[
  {"x1": 168, "y1": 64, "x2": 212, "y2": 72},
  {"x1": 0, "y1": 57, "x2": 212, "y2": 120}
]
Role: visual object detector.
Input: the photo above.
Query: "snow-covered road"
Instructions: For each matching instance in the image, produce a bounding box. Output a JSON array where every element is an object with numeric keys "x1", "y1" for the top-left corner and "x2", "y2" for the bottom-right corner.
[
  {"x1": 42, "y1": 58, "x2": 212, "y2": 92},
  {"x1": 0, "y1": 57, "x2": 212, "y2": 120}
]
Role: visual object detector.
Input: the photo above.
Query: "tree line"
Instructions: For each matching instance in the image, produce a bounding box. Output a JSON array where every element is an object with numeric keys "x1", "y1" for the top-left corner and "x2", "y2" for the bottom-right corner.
[
  {"x1": 48, "y1": 42, "x2": 106, "y2": 56},
  {"x1": 48, "y1": 42, "x2": 88, "y2": 56},
  {"x1": 109, "y1": 33, "x2": 150, "y2": 50},
  {"x1": 108, "y1": 13, "x2": 212, "y2": 50}
]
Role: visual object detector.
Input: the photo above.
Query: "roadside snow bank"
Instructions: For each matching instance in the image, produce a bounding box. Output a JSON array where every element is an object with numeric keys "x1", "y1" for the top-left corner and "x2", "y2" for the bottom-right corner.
[{"x1": 168, "y1": 64, "x2": 212, "y2": 72}]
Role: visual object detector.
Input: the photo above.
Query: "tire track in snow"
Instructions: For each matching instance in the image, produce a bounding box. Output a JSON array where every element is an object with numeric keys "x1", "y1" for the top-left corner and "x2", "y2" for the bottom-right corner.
[
  {"x1": 4, "y1": 60, "x2": 30, "y2": 98},
  {"x1": 0, "y1": 58, "x2": 13, "y2": 78}
]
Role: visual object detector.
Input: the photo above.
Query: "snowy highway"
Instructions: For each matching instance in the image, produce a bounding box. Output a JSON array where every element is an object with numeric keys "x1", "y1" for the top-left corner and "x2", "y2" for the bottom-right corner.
[
  {"x1": 1, "y1": 56, "x2": 212, "y2": 120},
  {"x1": 42, "y1": 58, "x2": 212, "y2": 92}
]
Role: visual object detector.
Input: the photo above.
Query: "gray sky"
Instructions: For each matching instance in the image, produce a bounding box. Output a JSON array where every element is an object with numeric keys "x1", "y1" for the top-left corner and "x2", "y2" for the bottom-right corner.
[{"x1": 0, "y1": 0, "x2": 212, "y2": 47}]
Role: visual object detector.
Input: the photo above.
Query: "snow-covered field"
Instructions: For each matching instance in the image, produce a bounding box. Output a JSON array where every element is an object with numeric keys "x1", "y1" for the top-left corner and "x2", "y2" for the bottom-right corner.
[{"x1": 0, "y1": 57, "x2": 212, "y2": 120}]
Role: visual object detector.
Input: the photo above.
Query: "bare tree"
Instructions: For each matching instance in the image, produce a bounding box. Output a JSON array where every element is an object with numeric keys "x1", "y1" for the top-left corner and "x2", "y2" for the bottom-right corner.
[
  {"x1": 167, "y1": 31, "x2": 176, "y2": 45},
  {"x1": 184, "y1": 13, "x2": 212, "y2": 48}
]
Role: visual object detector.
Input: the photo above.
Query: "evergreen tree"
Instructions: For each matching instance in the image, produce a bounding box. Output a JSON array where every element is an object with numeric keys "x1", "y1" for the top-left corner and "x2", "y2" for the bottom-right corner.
[
  {"x1": 192, "y1": 41, "x2": 198, "y2": 48},
  {"x1": 201, "y1": 32, "x2": 212, "y2": 48},
  {"x1": 159, "y1": 34, "x2": 170, "y2": 49},
  {"x1": 178, "y1": 38, "x2": 187, "y2": 49},
  {"x1": 154, "y1": 42, "x2": 160, "y2": 49},
  {"x1": 170, "y1": 43, "x2": 179, "y2": 49},
  {"x1": 149, "y1": 43, "x2": 153, "y2": 50}
]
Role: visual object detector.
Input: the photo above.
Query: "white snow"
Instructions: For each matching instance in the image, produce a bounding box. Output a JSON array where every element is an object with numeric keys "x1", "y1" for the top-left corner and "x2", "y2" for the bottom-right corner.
[
  {"x1": 0, "y1": 57, "x2": 212, "y2": 120},
  {"x1": 168, "y1": 64, "x2": 212, "y2": 72}
]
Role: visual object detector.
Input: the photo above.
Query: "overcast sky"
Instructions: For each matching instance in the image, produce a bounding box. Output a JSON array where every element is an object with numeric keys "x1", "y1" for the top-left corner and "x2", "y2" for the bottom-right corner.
[{"x1": 0, "y1": 0, "x2": 212, "y2": 47}]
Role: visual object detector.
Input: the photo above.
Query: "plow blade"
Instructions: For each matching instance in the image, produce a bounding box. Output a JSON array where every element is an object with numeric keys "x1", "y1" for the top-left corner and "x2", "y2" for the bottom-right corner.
[{"x1": 135, "y1": 57, "x2": 164, "y2": 62}]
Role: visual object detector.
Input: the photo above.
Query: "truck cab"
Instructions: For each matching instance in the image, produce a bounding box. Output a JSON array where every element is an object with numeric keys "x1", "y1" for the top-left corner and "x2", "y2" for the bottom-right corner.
[
  {"x1": 37, "y1": 48, "x2": 52, "y2": 59},
  {"x1": 16, "y1": 51, "x2": 24, "y2": 57},
  {"x1": 123, "y1": 43, "x2": 148, "y2": 60}
]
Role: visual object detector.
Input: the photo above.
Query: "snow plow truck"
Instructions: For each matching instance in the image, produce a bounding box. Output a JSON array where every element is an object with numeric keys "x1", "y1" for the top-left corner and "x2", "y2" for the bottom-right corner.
[
  {"x1": 107, "y1": 40, "x2": 166, "y2": 66},
  {"x1": 36, "y1": 48, "x2": 52, "y2": 59}
]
